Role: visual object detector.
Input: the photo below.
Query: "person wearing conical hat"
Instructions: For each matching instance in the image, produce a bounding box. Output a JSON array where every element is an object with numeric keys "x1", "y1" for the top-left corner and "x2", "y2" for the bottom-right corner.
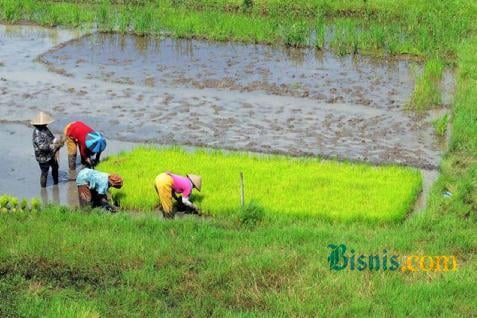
[
  {"x1": 154, "y1": 172, "x2": 202, "y2": 218},
  {"x1": 31, "y1": 112, "x2": 64, "y2": 188},
  {"x1": 64, "y1": 121, "x2": 106, "y2": 170}
]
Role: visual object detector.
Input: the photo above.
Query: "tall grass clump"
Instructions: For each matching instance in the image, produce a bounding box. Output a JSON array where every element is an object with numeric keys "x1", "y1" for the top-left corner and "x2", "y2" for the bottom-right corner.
[
  {"x1": 407, "y1": 58, "x2": 444, "y2": 111},
  {"x1": 98, "y1": 147, "x2": 422, "y2": 222},
  {"x1": 280, "y1": 21, "x2": 309, "y2": 47},
  {"x1": 433, "y1": 114, "x2": 449, "y2": 137}
]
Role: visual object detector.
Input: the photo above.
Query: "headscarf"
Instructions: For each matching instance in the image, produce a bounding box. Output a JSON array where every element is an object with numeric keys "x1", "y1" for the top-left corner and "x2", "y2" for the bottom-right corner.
[{"x1": 108, "y1": 174, "x2": 123, "y2": 189}]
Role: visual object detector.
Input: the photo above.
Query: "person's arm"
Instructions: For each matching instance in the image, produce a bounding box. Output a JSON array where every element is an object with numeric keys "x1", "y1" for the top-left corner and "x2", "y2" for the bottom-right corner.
[
  {"x1": 181, "y1": 196, "x2": 198, "y2": 211},
  {"x1": 89, "y1": 152, "x2": 101, "y2": 168}
]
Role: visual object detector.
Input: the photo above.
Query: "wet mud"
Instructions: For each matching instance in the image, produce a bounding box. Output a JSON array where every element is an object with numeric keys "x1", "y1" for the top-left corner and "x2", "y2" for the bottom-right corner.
[
  {"x1": 0, "y1": 25, "x2": 450, "y2": 171},
  {"x1": 39, "y1": 33, "x2": 421, "y2": 109}
]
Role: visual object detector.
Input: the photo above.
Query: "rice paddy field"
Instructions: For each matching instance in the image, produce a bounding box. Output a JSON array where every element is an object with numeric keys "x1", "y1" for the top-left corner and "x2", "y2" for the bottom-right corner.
[
  {"x1": 98, "y1": 147, "x2": 422, "y2": 221},
  {"x1": 1, "y1": 0, "x2": 477, "y2": 317}
]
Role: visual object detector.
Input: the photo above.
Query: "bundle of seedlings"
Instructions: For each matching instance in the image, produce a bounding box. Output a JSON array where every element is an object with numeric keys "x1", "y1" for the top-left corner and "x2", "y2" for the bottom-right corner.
[{"x1": 0, "y1": 195, "x2": 42, "y2": 213}]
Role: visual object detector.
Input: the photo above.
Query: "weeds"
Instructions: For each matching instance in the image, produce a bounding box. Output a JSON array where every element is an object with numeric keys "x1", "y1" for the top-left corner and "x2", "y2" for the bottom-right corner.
[
  {"x1": 239, "y1": 200, "x2": 265, "y2": 227},
  {"x1": 280, "y1": 21, "x2": 309, "y2": 47},
  {"x1": 407, "y1": 58, "x2": 444, "y2": 111},
  {"x1": 433, "y1": 114, "x2": 449, "y2": 137}
]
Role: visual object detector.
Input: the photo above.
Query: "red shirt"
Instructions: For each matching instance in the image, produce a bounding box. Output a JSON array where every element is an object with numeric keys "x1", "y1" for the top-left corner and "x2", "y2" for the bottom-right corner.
[{"x1": 66, "y1": 121, "x2": 94, "y2": 159}]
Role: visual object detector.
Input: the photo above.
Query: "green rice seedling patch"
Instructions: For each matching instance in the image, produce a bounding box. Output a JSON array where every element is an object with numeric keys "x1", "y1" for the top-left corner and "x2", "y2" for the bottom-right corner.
[{"x1": 97, "y1": 147, "x2": 422, "y2": 222}]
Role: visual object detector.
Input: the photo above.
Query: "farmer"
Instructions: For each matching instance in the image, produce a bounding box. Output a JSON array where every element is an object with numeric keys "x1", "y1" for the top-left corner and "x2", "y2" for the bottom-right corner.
[
  {"x1": 31, "y1": 112, "x2": 64, "y2": 188},
  {"x1": 76, "y1": 168, "x2": 123, "y2": 212},
  {"x1": 154, "y1": 172, "x2": 202, "y2": 218},
  {"x1": 64, "y1": 121, "x2": 106, "y2": 170}
]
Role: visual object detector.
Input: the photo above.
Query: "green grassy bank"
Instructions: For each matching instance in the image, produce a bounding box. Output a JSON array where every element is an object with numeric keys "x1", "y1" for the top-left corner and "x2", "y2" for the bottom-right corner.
[
  {"x1": 97, "y1": 147, "x2": 421, "y2": 222},
  {"x1": 1, "y1": 0, "x2": 476, "y2": 58},
  {"x1": 0, "y1": 0, "x2": 477, "y2": 317},
  {"x1": 0, "y1": 207, "x2": 475, "y2": 317}
]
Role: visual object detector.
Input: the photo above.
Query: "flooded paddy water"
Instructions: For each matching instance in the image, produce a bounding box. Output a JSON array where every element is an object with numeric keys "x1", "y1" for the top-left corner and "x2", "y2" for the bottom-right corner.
[{"x1": 0, "y1": 25, "x2": 450, "y2": 208}]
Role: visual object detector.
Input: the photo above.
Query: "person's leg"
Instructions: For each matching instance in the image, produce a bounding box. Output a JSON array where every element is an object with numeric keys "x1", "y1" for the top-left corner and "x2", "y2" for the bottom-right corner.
[
  {"x1": 90, "y1": 190, "x2": 102, "y2": 208},
  {"x1": 64, "y1": 123, "x2": 77, "y2": 170},
  {"x1": 51, "y1": 159, "x2": 59, "y2": 185},
  {"x1": 155, "y1": 173, "x2": 174, "y2": 218},
  {"x1": 66, "y1": 139, "x2": 77, "y2": 170},
  {"x1": 39, "y1": 162, "x2": 49, "y2": 188}
]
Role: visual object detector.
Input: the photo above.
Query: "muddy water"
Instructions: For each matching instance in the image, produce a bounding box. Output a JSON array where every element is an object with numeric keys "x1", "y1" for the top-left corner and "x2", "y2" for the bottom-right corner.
[
  {"x1": 0, "y1": 24, "x2": 450, "y2": 206},
  {"x1": 1, "y1": 25, "x2": 448, "y2": 170},
  {"x1": 0, "y1": 123, "x2": 138, "y2": 206},
  {"x1": 40, "y1": 33, "x2": 419, "y2": 109}
]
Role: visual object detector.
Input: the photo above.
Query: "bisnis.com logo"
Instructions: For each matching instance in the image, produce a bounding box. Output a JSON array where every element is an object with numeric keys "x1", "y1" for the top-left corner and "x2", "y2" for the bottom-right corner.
[{"x1": 327, "y1": 244, "x2": 458, "y2": 272}]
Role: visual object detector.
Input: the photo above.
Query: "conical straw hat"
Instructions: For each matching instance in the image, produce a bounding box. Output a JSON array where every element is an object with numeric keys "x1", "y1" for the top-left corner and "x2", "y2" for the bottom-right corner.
[
  {"x1": 187, "y1": 174, "x2": 202, "y2": 192},
  {"x1": 31, "y1": 111, "x2": 54, "y2": 125}
]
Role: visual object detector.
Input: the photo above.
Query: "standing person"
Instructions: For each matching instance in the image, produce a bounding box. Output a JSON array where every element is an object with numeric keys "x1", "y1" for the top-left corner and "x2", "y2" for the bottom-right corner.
[
  {"x1": 76, "y1": 168, "x2": 123, "y2": 212},
  {"x1": 64, "y1": 121, "x2": 106, "y2": 170},
  {"x1": 31, "y1": 112, "x2": 64, "y2": 188},
  {"x1": 154, "y1": 172, "x2": 202, "y2": 218}
]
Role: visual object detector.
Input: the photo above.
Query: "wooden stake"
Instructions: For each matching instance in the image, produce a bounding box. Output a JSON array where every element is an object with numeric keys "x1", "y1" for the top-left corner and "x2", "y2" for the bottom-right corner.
[{"x1": 240, "y1": 172, "x2": 245, "y2": 208}]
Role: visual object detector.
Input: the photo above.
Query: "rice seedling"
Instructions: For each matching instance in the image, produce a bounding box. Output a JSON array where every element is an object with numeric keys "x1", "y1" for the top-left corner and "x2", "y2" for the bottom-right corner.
[
  {"x1": 0, "y1": 195, "x2": 8, "y2": 208},
  {"x1": 98, "y1": 147, "x2": 422, "y2": 222},
  {"x1": 9, "y1": 196, "x2": 18, "y2": 212},
  {"x1": 19, "y1": 198, "x2": 28, "y2": 211},
  {"x1": 0, "y1": 195, "x2": 42, "y2": 213},
  {"x1": 30, "y1": 197, "x2": 42, "y2": 211}
]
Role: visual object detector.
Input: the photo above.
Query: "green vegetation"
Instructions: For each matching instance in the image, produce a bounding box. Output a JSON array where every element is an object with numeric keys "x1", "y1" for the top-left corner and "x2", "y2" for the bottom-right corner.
[
  {"x1": 0, "y1": 194, "x2": 42, "y2": 213},
  {"x1": 97, "y1": 147, "x2": 422, "y2": 222},
  {"x1": 0, "y1": 206, "x2": 474, "y2": 317},
  {"x1": 1, "y1": 1, "x2": 476, "y2": 58},
  {"x1": 407, "y1": 58, "x2": 445, "y2": 111},
  {"x1": 433, "y1": 113, "x2": 449, "y2": 137},
  {"x1": 0, "y1": 0, "x2": 477, "y2": 316}
]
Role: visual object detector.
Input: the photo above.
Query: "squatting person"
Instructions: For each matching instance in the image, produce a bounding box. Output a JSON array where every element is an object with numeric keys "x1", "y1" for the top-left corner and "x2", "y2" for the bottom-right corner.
[
  {"x1": 76, "y1": 168, "x2": 123, "y2": 212},
  {"x1": 31, "y1": 112, "x2": 64, "y2": 188},
  {"x1": 64, "y1": 121, "x2": 106, "y2": 170},
  {"x1": 154, "y1": 172, "x2": 202, "y2": 218}
]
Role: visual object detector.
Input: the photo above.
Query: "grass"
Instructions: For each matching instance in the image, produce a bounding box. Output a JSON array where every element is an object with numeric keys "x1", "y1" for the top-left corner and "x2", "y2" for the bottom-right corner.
[
  {"x1": 97, "y1": 147, "x2": 422, "y2": 222},
  {"x1": 0, "y1": 206, "x2": 474, "y2": 317},
  {"x1": 407, "y1": 58, "x2": 445, "y2": 111},
  {"x1": 0, "y1": 0, "x2": 477, "y2": 316},
  {"x1": 0, "y1": 1, "x2": 475, "y2": 58},
  {"x1": 433, "y1": 114, "x2": 449, "y2": 137}
]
